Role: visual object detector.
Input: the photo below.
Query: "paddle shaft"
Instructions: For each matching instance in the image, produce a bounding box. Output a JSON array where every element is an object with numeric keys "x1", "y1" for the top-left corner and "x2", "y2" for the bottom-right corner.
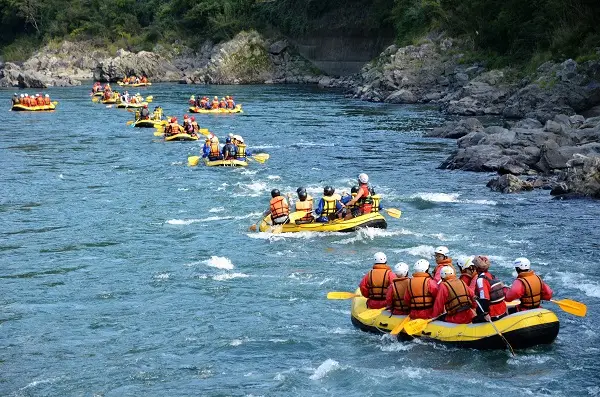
[{"x1": 476, "y1": 301, "x2": 515, "y2": 356}]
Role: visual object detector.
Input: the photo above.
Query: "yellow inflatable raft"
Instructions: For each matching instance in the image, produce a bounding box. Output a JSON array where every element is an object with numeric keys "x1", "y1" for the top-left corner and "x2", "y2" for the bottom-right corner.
[
  {"x1": 350, "y1": 289, "x2": 559, "y2": 350},
  {"x1": 189, "y1": 104, "x2": 243, "y2": 114},
  {"x1": 11, "y1": 102, "x2": 58, "y2": 111},
  {"x1": 203, "y1": 158, "x2": 248, "y2": 167},
  {"x1": 164, "y1": 133, "x2": 198, "y2": 141},
  {"x1": 117, "y1": 102, "x2": 147, "y2": 109},
  {"x1": 133, "y1": 119, "x2": 167, "y2": 128},
  {"x1": 118, "y1": 82, "x2": 152, "y2": 87},
  {"x1": 258, "y1": 212, "x2": 387, "y2": 233},
  {"x1": 101, "y1": 98, "x2": 118, "y2": 104}
]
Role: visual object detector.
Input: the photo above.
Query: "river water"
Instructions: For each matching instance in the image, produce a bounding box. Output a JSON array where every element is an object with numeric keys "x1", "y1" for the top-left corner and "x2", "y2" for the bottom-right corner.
[{"x1": 1, "y1": 84, "x2": 599, "y2": 396}]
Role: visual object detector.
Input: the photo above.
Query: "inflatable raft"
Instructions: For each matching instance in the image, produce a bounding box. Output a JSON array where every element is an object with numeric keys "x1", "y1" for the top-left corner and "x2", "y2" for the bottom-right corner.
[
  {"x1": 101, "y1": 98, "x2": 118, "y2": 104},
  {"x1": 133, "y1": 119, "x2": 167, "y2": 128},
  {"x1": 189, "y1": 104, "x2": 243, "y2": 114},
  {"x1": 11, "y1": 102, "x2": 57, "y2": 111},
  {"x1": 164, "y1": 133, "x2": 198, "y2": 141},
  {"x1": 258, "y1": 212, "x2": 387, "y2": 233},
  {"x1": 350, "y1": 289, "x2": 559, "y2": 350},
  {"x1": 117, "y1": 102, "x2": 147, "y2": 109},
  {"x1": 118, "y1": 82, "x2": 151, "y2": 87},
  {"x1": 203, "y1": 158, "x2": 248, "y2": 167}
]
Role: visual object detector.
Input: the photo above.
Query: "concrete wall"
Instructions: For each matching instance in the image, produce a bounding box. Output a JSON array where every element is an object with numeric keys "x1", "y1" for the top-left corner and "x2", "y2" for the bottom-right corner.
[{"x1": 293, "y1": 36, "x2": 394, "y2": 76}]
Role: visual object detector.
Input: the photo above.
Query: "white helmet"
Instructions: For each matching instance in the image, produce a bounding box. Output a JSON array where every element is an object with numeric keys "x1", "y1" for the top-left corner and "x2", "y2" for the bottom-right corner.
[
  {"x1": 45, "y1": 94, "x2": 49, "y2": 97},
  {"x1": 358, "y1": 173, "x2": 369, "y2": 184},
  {"x1": 20, "y1": 94, "x2": 24, "y2": 98},
  {"x1": 393, "y1": 262, "x2": 409, "y2": 277},
  {"x1": 414, "y1": 259, "x2": 430, "y2": 273},
  {"x1": 25, "y1": 94, "x2": 29, "y2": 97},
  {"x1": 514, "y1": 257, "x2": 531, "y2": 271},
  {"x1": 373, "y1": 252, "x2": 387, "y2": 264},
  {"x1": 440, "y1": 266, "x2": 455, "y2": 279},
  {"x1": 457, "y1": 256, "x2": 474, "y2": 270},
  {"x1": 434, "y1": 246, "x2": 449, "y2": 256},
  {"x1": 233, "y1": 134, "x2": 242, "y2": 141}
]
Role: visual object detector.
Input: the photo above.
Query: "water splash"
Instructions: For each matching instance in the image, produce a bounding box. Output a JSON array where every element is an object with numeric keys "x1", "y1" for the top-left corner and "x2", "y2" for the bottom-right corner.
[{"x1": 309, "y1": 359, "x2": 340, "y2": 380}]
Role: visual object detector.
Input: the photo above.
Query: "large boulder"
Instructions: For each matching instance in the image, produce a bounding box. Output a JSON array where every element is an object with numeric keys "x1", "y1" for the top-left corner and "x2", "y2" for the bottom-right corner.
[
  {"x1": 487, "y1": 174, "x2": 534, "y2": 193},
  {"x1": 94, "y1": 49, "x2": 181, "y2": 82},
  {"x1": 425, "y1": 117, "x2": 484, "y2": 139},
  {"x1": 552, "y1": 155, "x2": 600, "y2": 199}
]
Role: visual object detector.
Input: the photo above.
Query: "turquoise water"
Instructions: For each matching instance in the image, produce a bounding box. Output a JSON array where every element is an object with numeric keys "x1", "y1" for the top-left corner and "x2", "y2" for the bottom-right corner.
[{"x1": 1, "y1": 84, "x2": 599, "y2": 396}]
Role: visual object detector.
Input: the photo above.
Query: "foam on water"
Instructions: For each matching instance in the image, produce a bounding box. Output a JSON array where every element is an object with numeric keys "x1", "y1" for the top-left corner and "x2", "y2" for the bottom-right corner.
[
  {"x1": 378, "y1": 341, "x2": 414, "y2": 352},
  {"x1": 154, "y1": 273, "x2": 170, "y2": 280},
  {"x1": 209, "y1": 207, "x2": 225, "y2": 213},
  {"x1": 213, "y1": 272, "x2": 249, "y2": 281},
  {"x1": 309, "y1": 359, "x2": 340, "y2": 380},
  {"x1": 267, "y1": 175, "x2": 281, "y2": 180},
  {"x1": 165, "y1": 215, "x2": 234, "y2": 225},
  {"x1": 409, "y1": 192, "x2": 497, "y2": 205},
  {"x1": 549, "y1": 271, "x2": 600, "y2": 298},
  {"x1": 393, "y1": 245, "x2": 436, "y2": 258},
  {"x1": 204, "y1": 256, "x2": 234, "y2": 270}
]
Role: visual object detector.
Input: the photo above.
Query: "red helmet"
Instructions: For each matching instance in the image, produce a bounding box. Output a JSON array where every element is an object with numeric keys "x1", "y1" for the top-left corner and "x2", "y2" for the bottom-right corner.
[
  {"x1": 143, "y1": 104, "x2": 148, "y2": 108},
  {"x1": 191, "y1": 116, "x2": 195, "y2": 121},
  {"x1": 183, "y1": 114, "x2": 189, "y2": 119}
]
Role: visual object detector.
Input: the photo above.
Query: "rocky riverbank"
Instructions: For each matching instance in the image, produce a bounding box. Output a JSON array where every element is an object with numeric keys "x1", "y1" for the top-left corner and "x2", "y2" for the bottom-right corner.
[{"x1": 0, "y1": 31, "x2": 321, "y2": 88}]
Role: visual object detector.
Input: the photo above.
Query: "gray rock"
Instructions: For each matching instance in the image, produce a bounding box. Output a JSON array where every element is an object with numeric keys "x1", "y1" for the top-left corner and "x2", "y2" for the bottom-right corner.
[
  {"x1": 544, "y1": 120, "x2": 563, "y2": 133},
  {"x1": 269, "y1": 40, "x2": 288, "y2": 55},
  {"x1": 514, "y1": 118, "x2": 543, "y2": 129},
  {"x1": 553, "y1": 155, "x2": 600, "y2": 199},
  {"x1": 385, "y1": 89, "x2": 417, "y2": 104},
  {"x1": 425, "y1": 118, "x2": 484, "y2": 139},
  {"x1": 487, "y1": 174, "x2": 534, "y2": 193}
]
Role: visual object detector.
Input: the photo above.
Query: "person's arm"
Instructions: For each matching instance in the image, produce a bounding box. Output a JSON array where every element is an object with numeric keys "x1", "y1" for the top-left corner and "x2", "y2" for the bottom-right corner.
[
  {"x1": 504, "y1": 280, "x2": 523, "y2": 302},
  {"x1": 475, "y1": 278, "x2": 490, "y2": 314},
  {"x1": 314, "y1": 199, "x2": 324, "y2": 216},
  {"x1": 541, "y1": 281, "x2": 553, "y2": 301},
  {"x1": 346, "y1": 189, "x2": 363, "y2": 207},
  {"x1": 432, "y1": 284, "x2": 447, "y2": 318},
  {"x1": 359, "y1": 275, "x2": 369, "y2": 298}
]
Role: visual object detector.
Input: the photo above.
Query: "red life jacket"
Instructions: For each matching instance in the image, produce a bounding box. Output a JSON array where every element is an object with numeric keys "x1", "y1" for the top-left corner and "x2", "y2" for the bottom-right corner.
[{"x1": 357, "y1": 184, "x2": 373, "y2": 213}]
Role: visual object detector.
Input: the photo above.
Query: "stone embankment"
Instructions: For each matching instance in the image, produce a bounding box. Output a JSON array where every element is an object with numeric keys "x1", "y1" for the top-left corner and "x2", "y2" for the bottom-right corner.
[{"x1": 0, "y1": 30, "x2": 321, "y2": 88}]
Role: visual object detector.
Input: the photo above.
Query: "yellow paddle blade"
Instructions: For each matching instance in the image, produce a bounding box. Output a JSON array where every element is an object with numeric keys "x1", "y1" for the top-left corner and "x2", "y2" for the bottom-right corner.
[
  {"x1": 251, "y1": 155, "x2": 267, "y2": 164},
  {"x1": 551, "y1": 299, "x2": 587, "y2": 317},
  {"x1": 126, "y1": 120, "x2": 135, "y2": 126},
  {"x1": 254, "y1": 153, "x2": 270, "y2": 160},
  {"x1": 52, "y1": 101, "x2": 58, "y2": 105},
  {"x1": 390, "y1": 316, "x2": 411, "y2": 335},
  {"x1": 92, "y1": 96, "x2": 100, "y2": 103},
  {"x1": 199, "y1": 128, "x2": 210, "y2": 136},
  {"x1": 358, "y1": 308, "x2": 385, "y2": 321},
  {"x1": 188, "y1": 156, "x2": 199, "y2": 167},
  {"x1": 404, "y1": 318, "x2": 432, "y2": 336},
  {"x1": 327, "y1": 292, "x2": 359, "y2": 300},
  {"x1": 146, "y1": 96, "x2": 153, "y2": 101},
  {"x1": 385, "y1": 208, "x2": 402, "y2": 218},
  {"x1": 153, "y1": 131, "x2": 164, "y2": 137}
]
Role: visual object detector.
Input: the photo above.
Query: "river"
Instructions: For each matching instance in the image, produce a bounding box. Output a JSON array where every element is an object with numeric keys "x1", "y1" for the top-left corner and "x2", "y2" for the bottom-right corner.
[{"x1": 1, "y1": 84, "x2": 599, "y2": 396}]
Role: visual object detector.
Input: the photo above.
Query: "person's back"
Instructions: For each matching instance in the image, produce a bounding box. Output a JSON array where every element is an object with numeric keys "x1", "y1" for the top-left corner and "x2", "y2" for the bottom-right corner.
[
  {"x1": 404, "y1": 259, "x2": 438, "y2": 319},
  {"x1": 222, "y1": 138, "x2": 237, "y2": 159},
  {"x1": 315, "y1": 186, "x2": 342, "y2": 223},
  {"x1": 385, "y1": 262, "x2": 411, "y2": 315},
  {"x1": 433, "y1": 267, "x2": 475, "y2": 324},
  {"x1": 359, "y1": 253, "x2": 396, "y2": 309},
  {"x1": 208, "y1": 137, "x2": 221, "y2": 160},
  {"x1": 471, "y1": 256, "x2": 507, "y2": 322},
  {"x1": 268, "y1": 189, "x2": 289, "y2": 225},
  {"x1": 140, "y1": 107, "x2": 150, "y2": 119},
  {"x1": 211, "y1": 97, "x2": 219, "y2": 109},
  {"x1": 505, "y1": 257, "x2": 553, "y2": 311},
  {"x1": 37, "y1": 95, "x2": 44, "y2": 106},
  {"x1": 44, "y1": 95, "x2": 51, "y2": 105},
  {"x1": 294, "y1": 187, "x2": 314, "y2": 224}
]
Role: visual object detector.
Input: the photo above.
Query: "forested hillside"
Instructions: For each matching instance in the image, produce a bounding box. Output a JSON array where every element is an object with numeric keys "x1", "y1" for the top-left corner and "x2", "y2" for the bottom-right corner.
[{"x1": 1, "y1": 0, "x2": 599, "y2": 66}]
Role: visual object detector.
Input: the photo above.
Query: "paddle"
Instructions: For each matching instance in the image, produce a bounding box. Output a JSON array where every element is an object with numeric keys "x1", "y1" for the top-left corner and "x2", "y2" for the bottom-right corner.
[
  {"x1": 327, "y1": 291, "x2": 360, "y2": 300},
  {"x1": 391, "y1": 316, "x2": 411, "y2": 335},
  {"x1": 153, "y1": 130, "x2": 164, "y2": 137},
  {"x1": 404, "y1": 314, "x2": 445, "y2": 336},
  {"x1": 550, "y1": 299, "x2": 587, "y2": 317},
  {"x1": 92, "y1": 96, "x2": 100, "y2": 103},
  {"x1": 126, "y1": 120, "x2": 135, "y2": 126},
  {"x1": 248, "y1": 215, "x2": 266, "y2": 231},
  {"x1": 251, "y1": 153, "x2": 270, "y2": 163},
  {"x1": 475, "y1": 301, "x2": 515, "y2": 356},
  {"x1": 358, "y1": 307, "x2": 387, "y2": 321},
  {"x1": 383, "y1": 208, "x2": 402, "y2": 218},
  {"x1": 188, "y1": 156, "x2": 200, "y2": 166}
]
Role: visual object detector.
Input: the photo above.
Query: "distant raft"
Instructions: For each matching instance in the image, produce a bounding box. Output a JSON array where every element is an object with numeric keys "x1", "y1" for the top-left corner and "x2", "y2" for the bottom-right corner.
[
  {"x1": 11, "y1": 102, "x2": 58, "y2": 111},
  {"x1": 133, "y1": 119, "x2": 167, "y2": 128},
  {"x1": 258, "y1": 212, "x2": 387, "y2": 233},
  {"x1": 116, "y1": 102, "x2": 148, "y2": 109},
  {"x1": 118, "y1": 82, "x2": 152, "y2": 87},
  {"x1": 350, "y1": 289, "x2": 559, "y2": 350},
  {"x1": 189, "y1": 104, "x2": 243, "y2": 114},
  {"x1": 164, "y1": 133, "x2": 198, "y2": 141},
  {"x1": 203, "y1": 158, "x2": 248, "y2": 167}
]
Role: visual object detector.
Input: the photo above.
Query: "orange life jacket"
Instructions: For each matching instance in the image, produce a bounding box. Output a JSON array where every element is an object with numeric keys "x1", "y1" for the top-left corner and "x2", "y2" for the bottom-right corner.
[
  {"x1": 209, "y1": 141, "x2": 220, "y2": 158},
  {"x1": 167, "y1": 123, "x2": 181, "y2": 135},
  {"x1": 141, "y1": 77, "x2": 147, "y2": 83},
  {"x1": 366, "y1": 264, "x2": 392, "y2": 300},
  {"x1": 357, "y1": 184, "x2": 373, "y2": 213},
  {"x1": 270, "y1": 196, "x2": 289, "y2": 219},
  {"x1": 36, "y1": 97, "x2": 44, "y2": 106},
  {"x1": 442, "y1": 276, "x2": 472, "y2": 315},
  {"x1": 44, "y1": 97, "x2": 50, "y2": 105},
  {"x1": 130, "y1": 97, "x2": 137, "y2": 104},
  {"x1": 295, "y1": 196, "x2": 313, "y2": 222},
  {"x1": 407, "y1": 272, "x2": 434, "y2": 310},
  {"x1": 211, "y1": 100, "x2": 219, "y2": 109},
  {"x1": 390, "y1": 277, "x2": 411, "y2": 313},
  {"x1": 226, "y1": 99, "x2": 234, "y2": 109},
  {"x1": 517, "y1": 271, "x2": 543, "y2": 309},
  {"x1": 219, "y1": 100, "x2": 226, "y2": 108}
]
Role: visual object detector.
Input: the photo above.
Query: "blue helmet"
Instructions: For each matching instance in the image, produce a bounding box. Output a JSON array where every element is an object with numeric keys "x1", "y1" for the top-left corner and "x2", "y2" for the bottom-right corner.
[{"x1": 226, "y1": 137, "x2": 232, "y2": 143}]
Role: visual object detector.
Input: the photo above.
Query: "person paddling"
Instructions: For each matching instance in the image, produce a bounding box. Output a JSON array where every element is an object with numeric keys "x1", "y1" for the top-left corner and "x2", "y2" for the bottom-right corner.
[
  {"x1": 432, "y1": 266, "x2": 475, "y2": 324},
  {"x1": 471, "y1": 256, "x2": 507, "y2": 323},
  {"x1": 505, "y1": 257, "x2": 553, "y2": 312},
  {"x1": 385, "y1": 262, "x2": 411, "y2": 315},
  {"x1": 359, "y1": 252, "x2": 396, "y2": 309},
  {"x1": 403, "y1": 259, "x2": 439, "y2": 320}
]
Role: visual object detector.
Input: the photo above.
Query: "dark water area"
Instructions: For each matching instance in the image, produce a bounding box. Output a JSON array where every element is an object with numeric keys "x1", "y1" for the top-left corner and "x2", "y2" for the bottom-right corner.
[{"x1": 1, "y1": 84, "x2": 599, "y2": 396}]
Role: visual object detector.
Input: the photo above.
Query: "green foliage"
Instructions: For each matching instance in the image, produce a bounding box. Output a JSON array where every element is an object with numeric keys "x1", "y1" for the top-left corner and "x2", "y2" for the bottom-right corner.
[{"x1": 1, "y1": 35, "x2": 40, "y2": 61}]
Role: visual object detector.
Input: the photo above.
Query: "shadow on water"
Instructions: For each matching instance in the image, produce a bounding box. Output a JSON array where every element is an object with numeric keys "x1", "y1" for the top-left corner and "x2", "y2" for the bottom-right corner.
[{"x1": 0, "y1": 265, "x2": 86, "y2": 279}]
